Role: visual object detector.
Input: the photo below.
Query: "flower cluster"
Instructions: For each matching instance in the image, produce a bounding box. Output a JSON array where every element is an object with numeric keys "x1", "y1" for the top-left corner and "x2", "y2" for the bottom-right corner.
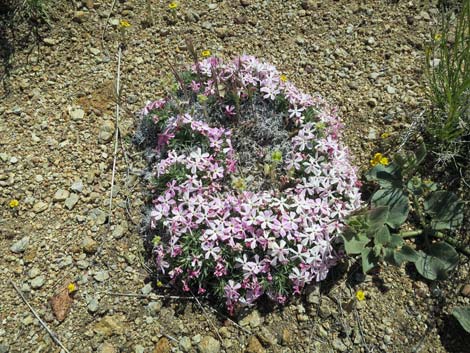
[{"x1": 140, "y1": 55, "x2": 361, "y2": 313}]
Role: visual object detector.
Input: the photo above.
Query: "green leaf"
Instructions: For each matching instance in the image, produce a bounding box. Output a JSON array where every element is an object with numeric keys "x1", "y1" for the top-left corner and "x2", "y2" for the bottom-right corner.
[
  {"x1": 367, "y1": 207, "x2": 389, "y2": 229},
  {"x1": 414, "y1": 242, "x2": 459, "y2": 280},
  {"x1": 452, "y1": 306, "x2": 470, "y2": 333},
  {"x1": 366, "y1": 163, "x2": 402, "y2": 188},
  {"x1": 373, "y1": 225, "x2": 391, "y2": 245},
  {"x1": 394, "y1": 245, "x2": 420, "y2": 265},
  {"x1": 389, "y1": 234, "x2": 404, "y2": 248},
  {"x1": 341, "y1": 230, "x2": 370, "y2": 255},
  {"x1": 372, "y1": 188, "x2": 409, "y2": 229},
  {"x1": 424, "y1": 191, "x2": 464, "y2": 230},
  {"x1": 361, "y1": 247, "x2": 379, "y2": 273}
]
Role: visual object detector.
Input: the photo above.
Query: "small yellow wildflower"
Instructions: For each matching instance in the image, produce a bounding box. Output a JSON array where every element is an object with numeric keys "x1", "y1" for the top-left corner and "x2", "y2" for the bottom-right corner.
[
  {"x1": 356, "y1": 290, "x2": 365, "y2": 301},
  {"x1": 168, "y1": 2, "x2": 178, "y2": 10},
  {"x1": 9, "y1": 199, "x2": 19, "y2": 208},
  {"x1": 201, "y1": 50, "x2": 211, "y2": 58},
  {"x1": 434, "y1": 33, "x2": 442, "y2": 41},
  {"x1": 119, "y1": 19, "x2": 131, "y2": 28},
  {"x1": 380, "y1": 132, "x2": 390, "y2": 139},
  {"x1": 67, "y1": 283, "x2": 77, "y2": 293},
  {"x1": 280, "y1": 74, "x2": 288, "y2": 82},
  {"x1": 156, "y1": 280, "x2": 163, "y2": 287},
  {"x1": 370, "y1": 153, "x2": 389, "y2": 167},
  {"x1": 271, "y1": 150, "x2": 283, "y2": 163},
  {"x1": 231, "y1": 177, "x2": 247, "y2": 191}
]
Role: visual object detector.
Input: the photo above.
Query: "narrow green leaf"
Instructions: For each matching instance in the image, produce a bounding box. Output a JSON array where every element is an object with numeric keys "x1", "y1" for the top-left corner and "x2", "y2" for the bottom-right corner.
[{"x1": 452, "y1": 306, "x2": 470, "y2": 333}]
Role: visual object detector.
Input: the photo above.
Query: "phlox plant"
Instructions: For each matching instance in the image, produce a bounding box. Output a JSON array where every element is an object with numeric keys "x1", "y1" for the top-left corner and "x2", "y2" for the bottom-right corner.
[{"x1": 136, "y1": 54, "x2": 361, "y2": 314}]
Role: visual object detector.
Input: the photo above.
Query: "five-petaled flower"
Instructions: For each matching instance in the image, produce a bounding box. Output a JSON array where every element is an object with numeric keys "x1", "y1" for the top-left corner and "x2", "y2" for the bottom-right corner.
[
  {"x1": 201, "y1": 50, "x2": 211, "y2": 58},
  {"x1": 356, "y1": 289, "x2": 365, "y2": 301},
  {"x1": 168, "y1": 1, "x2": 178, "y2": 9},
  {"x1": 119, "y1": 19, "x2": 131, "y2": 28},
  {"x1": 370, "y1": 152, "x2": 389, "y2": 167},
  {"x1": 9, "y1": 199, "x2": 19, "y2": 208}
]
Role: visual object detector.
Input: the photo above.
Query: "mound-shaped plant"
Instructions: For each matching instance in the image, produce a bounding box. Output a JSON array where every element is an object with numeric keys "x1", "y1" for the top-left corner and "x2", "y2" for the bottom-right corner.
[{"x1": 136, "y1": 55, "x2": 361, "y2": 313}]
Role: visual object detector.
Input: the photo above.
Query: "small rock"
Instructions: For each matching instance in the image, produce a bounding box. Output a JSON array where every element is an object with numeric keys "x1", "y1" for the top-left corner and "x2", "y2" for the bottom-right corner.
[
  {"x1": 201, "y1": 21, "x2": 212, "y2": 30},
  {"x1": 198, "y1": 336, "x2": 220, "y2": 353},
  {"x1": 366, "y1": 37, "x2": 375, "y2": 45},
  {"x1": 369, "y1": 72, "x2": 380, "y2": 80},
  {"x1": 281, "y1": 329, "x2": 293, "y2": 345},
  {"x1": 257, "y1": 327, "x2": 277, "y2": 346},
  {"x1": 332, "y1": 338, "x2": 348, "y2": 352},
  {"x1": 97, "y1": 342, "x2": 117, "y2": 353},
  {"x1": 112, "y1": 223, "x2": 127, "y2": 239},
  {"x1": 43, "y1": 38, "x2": 58, "y2": 46},
  {"x1": 65, "y1": 193, "x2": 79, "y2": 210},
  {"x1": 239, "y1": 310, "x2": 261, "y2": 328},
  {"x1": 180, "y1": 336, "x2": 192, "y2": 352},
  {"x1": 0, "y1": 153, "x2": 8, "y2": 162},
  {"x1": 240, "y1": 0, "x2": 252, "y2": 6},
  {"x1": 54, "y1": 189, "x2": 70, "y2": 202},
  {"x1": 153, "y1": 337, "x2": 171, "y2": 353},
  {"x1": 71, "y1": 180, "x2": 84, "y2": 193},
  {"x1": 84, "y1": 0, "x2": 94, "y2": 9},
  {"x1": 89, "y1": 208, "x2": 108, "y2": 225},
  {"x1": 10, "y1": 236, "x2": 30, "y2": 253},
  {"x1": 10, "y1": 157, "x2": 18, "y2": 164},
  {"x1": 192, "y1": 334, "x2": 202, "y2": 344},
  {"x1": 295, "y1": 35, "x2": 305, "y2": 45},
  {"x1": 384, "y1": 335, "x2": 392, "y2": 344},
  {"x1": 461, "y1": 284, "x2": 470, "y2": 297},
  {"x1": 367, "y1": 98, "x2": 378, "y2": 108},
  {"x1": 94, "y1": 271, "x2": 109, "y2": 282},
  {"x1": 386, "y1": 85, "x2": 396, "y2": 94},
  {"x1": 147, "y1": 301, "x2": 162, "y2": 316},
  {"x1": 0, "y1": 344, "x2": 9, "y2": 353},
  {"x1": 98, "y1": 120, "x2": 115, "y2": 143},
  {"x1": 208, "y1": 3, "x2": 218, "y2": 10},
  {"x1": 246, "y1": 336, "x2": 265, "y2": 353},
  {"x1": 73, "y1": 11, "x2": 87, "y2": 23},
  {"x1": 31, "y1": 276, "x2": 45, "y2": 289},
  {"x1": 142, "y1": 282, "x2": 153, "y2": 295},
  {"x1": 301, "y1": 0, "x2": 316, "y2": 10},
  {"x1": 93, "y1": 315, "x2": 125, "y2": 336},
  {"x1": 82, "y1": 236, "x2": 98, "y2": 254},
  {"x1": 33, "y1": 201, "x2": 48, "y2": 213},
  {"x1": 218, "y1": 327, "x2": 230, "y2": 339},
  {"x1": 367, "y1": 128, "x2": 377, "y2": 140},
  {"x1": 89, "y1": 47, "x2": 101, "y2": 56},
  {"x1": 87, "y1": 298, "x2": 99, "y2": 313},
  {"x1": 134, "y1": 345, "x2": 145, "y2": 353},
  {"x1": 69, "y1": 107, "x2": 85, "y2": 121}
]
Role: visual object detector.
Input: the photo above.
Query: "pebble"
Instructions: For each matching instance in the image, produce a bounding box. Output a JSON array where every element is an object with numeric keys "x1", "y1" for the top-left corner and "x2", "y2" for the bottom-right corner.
[
  {"x1": 134, "y1": 345, "x2": 145, "y2": 353},
  {"x1": 82, "y1": 236, "x2": 98, "y2": 254},
  {"x1": 366, "y1": 37, "x2": 375, "y2": 45},
  {"x1": 31, "y1": 276, "x2": 45, "y2": 289},
  {"x1": 33, "y1": 201, "x2": 48, "y2": 213},
  {"x1": 94, "y1": 271, "x2": 109, "y2": 282},
  {"x1": 141, "y1": 282, "x2": 153, "y2": 295},
  {"x1": 54, "y1": 189, "x2": 70, "y2": 202},
  {"x1": 89, "y1": 47, "x2": 101, "y2": 56},
  {"x1": 386, "y1": 85, "x2": 396, "y2": 94},
  {"x1": 246, "y1": 336, "x2": 265, "y2": 353},
  {"x1": 257, "y1": 327, "x2": 277, "y2": 346},
  {"x1": 384, "y1": 335, "x2": 392, "y2": 344},
  {"x1": 71, "y1": 179, "x2": 84, "y2": 193},
  {"x1": 367, "y1": 98, "x2": 378, "y2": 108},
  {"x1": 198, "y1": 336, "x2": 220, "y2": 353},
  {"x1": 98, "y1": 120, "x2": 115, "y2": 143},
  {"x1": 461, "y1": 284, "x2": 470, "y2": 297},
  {"x1": 93, "y1": 315, "x2": 125, "y2": 336},
  {"x1": 153, "y1": 337, "x2": 171, "y2": 353},
  {"x1": 43, "y1": 37, "x2": 58, "y2": 46},
  {"x1": 69, "y1": 107, "x2": 85, "y2": 121},
  {"x1": 239, "y1": 309, "x2": 261, "y2": 328},
  {"x1": 147, "y1": 301, "x2": 162, "y2": 316},
  {"x1": 97, "y1": 343, "x2": 117, "y2": 353},
  {"x1": 65, "y1": 193, "x2": 79, "y2": 210},
  {"x1": 10, "y1": 236, "x2": 30, "y2": 253},
  {"x1": 332, "y1": 338, "x2": 348, "y2": 352},
  {"x1": 179, "y1": 336, "x2": 192, "y2": 352},
  {"x1": 87, "y1": 298, "x2": 99, "y2": 313},
  {"x1": 112, "y1": 223, "x2": 127, "y2": 239},
  {"x1": 10, "y1": 157, "x2": 18, "y2": 164},
  {"x1": 0, "y1": 345, "x2": 9, "y2": 353}
]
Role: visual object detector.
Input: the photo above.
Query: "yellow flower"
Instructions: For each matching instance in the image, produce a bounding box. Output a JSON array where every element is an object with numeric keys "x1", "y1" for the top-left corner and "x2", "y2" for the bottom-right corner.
[
  {"x1": 156, "y1": 280, "x2": 163, "y2": 287},
  {"x1": 271, "y1": 150, "x2": 283, "y2": 163},
  {"x1": 201, "y1": 50, "x2": 211, "y2": 58},
  {"x1": 67, "y1": 283, "x2": 77, "y2": 293},
  {"x1": 231, "y1": 177, "x2": 247, "y2": 191},
  {"x1": 280, "y1": 74, "x2": 288, "y2": 82},
  {"x1": 9, "y1": 199, "x2": 19, "y2": 208},
  {"x1": 380, "y1": 132, "x2": 390, "y2": 139},
  {"x1": 356, "y1": 290, "x2": 365, "y2": 301},
  {"x1": 168, "y1": 2, "x2": 178, "y2": 9},
  {"x1": 434, "y1": 33, "x2": 442, "y2": 41},
  {"x1": 370, "y1": 153, "x2": 389, "y2": 167},
  {"x1": 119, "y1": 19, "x2": 131, "y2": 28}
]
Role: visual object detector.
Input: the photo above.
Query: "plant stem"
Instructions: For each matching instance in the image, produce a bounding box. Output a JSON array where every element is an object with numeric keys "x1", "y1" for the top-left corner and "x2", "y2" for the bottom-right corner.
[{"x1": 398, "y1": 229, "x2": 470, "y2": 257}]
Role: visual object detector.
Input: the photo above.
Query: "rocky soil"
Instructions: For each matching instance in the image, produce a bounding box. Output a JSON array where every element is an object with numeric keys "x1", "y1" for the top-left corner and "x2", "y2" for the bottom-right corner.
[{"x1": 1, "y1": 0, "x2": 470, "y2": 352}]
